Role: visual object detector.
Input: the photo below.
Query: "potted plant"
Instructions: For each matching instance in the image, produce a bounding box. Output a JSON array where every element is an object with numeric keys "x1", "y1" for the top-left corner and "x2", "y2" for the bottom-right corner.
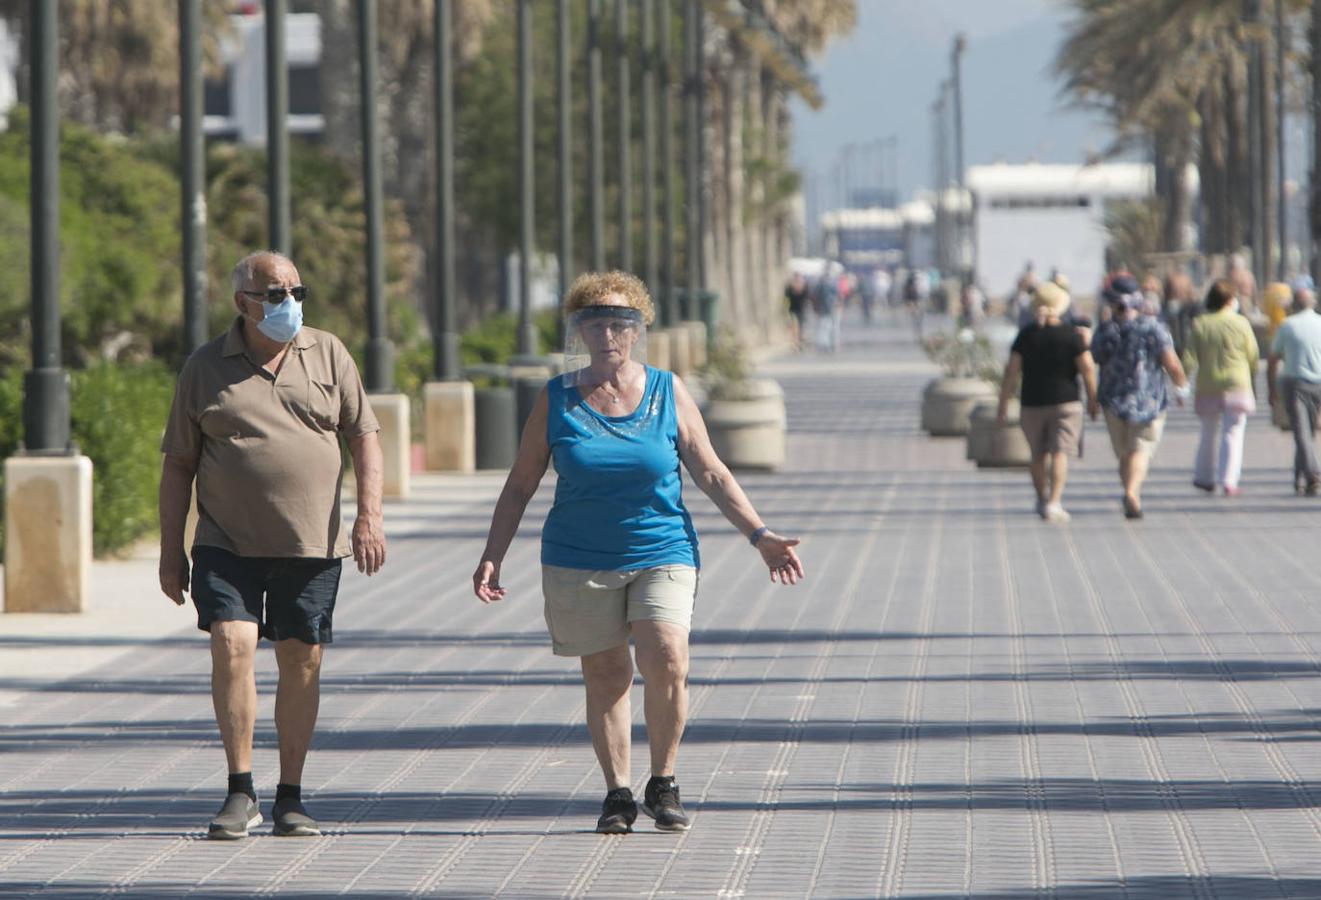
[
  {"x1": 919, "y1": 329, "x2": 997, "y2": 436},
  {"x1": 699, "y1": 331, "x2": 786, "y2": 470},
  {"x1": 965, "y1": 367, "x2": 1031, "y2": 468}
]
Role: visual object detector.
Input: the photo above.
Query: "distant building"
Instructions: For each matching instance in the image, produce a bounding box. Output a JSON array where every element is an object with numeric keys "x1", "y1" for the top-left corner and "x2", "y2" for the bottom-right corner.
[
  {"x1": 205, "y1": 13, "x2": 324, "y2": 144},
  {"x1": 820, "y1": 207, "x2": 905, "y2": 272},
  {"x1": 967, "y1": 161, "x2": 1194, "y2": 299}
]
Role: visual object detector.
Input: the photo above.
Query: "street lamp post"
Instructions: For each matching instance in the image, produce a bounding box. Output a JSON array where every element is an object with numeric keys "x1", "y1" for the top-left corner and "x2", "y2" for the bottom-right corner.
[
  {"x1": 616, "y1": 0, "x2": 633, "y2": 272},
  {"x1": 1276, "y1": 0, "x2": 1288, "y2": 279},
  {"x1": 951, "y1": 33, "x2": 967, "y2": 283},
  {"x1": 26, "y1": 0, "x2": 68, "y2": 454},
  {"x1": 641, "y1": 0, "x2": 659, "y2": 305},
  {"x1": 180, "y1": 0, "x2": 207, "y2": 358},
  {"x1": 433, "y1": 0, "x2": 459, "y2": 381},
  {"x1": 8, "y1": 0, "x2": 92, "y2": 616},
  {"x1": 683, "y1": 0, "x2": 701, "y2": 319},
  {"x1": 265, "y1": 0, "x2": 290, "y2": 253},
  {"x1": 658, "y1": 0, "x2": 678, "y2": 325},
  {"x1": 558, "y1": 0, "x2": 573, "y2": 312},
  {"x1": 358, "y1": 0, "x2": 392, "y2": 392},
  {"x1": 517, "y1": 0, "x2": 537, "y2": 356},
  {"x1": 589, "y1": 0, "x2": 606, "y2": 271}
]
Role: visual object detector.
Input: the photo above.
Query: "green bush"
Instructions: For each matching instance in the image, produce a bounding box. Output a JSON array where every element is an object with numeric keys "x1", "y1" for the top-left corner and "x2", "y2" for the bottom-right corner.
[
  {"x1": 71, "y1": 362, "x2": 175, "y2": 555},
  {"x1": 0, "y1": 361, "x2": 173, "y2": 557},
  {"x1": 460, "y1": 308, "x2": 559, "y2": 366}
]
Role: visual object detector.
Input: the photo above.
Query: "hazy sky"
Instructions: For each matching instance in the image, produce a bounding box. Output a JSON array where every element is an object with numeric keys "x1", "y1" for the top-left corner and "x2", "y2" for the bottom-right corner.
[{"x1": 789, "y1": 0, "x2": 1117, "y2": 205}]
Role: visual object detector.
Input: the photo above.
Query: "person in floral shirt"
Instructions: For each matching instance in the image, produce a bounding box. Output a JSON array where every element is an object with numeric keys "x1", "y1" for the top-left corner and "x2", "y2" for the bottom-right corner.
[{"x1": 1090, "y1": 276, "x2": 1190, "y2": 519}]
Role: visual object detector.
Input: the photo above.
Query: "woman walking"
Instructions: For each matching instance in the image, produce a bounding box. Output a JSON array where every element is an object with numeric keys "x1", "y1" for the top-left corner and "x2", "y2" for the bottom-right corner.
[
  {"x1": 1184, "y1": 279, "x2": 1259, "y2": 495},
  {"x1": 471, "y1": 271, "x2": 803, "y2": 835}
]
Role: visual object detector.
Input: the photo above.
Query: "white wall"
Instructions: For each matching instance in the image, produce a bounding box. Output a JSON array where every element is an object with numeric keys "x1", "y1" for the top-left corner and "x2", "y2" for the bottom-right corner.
[{"x1": 976, "y1": 206, "x2": 1107, "y2": 299}]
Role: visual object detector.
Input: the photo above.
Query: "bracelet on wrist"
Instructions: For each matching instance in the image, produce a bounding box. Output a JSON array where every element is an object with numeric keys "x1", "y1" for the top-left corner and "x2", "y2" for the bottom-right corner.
[{"x1": 748, "y1": 526, "x2": 769, "y2": 546}]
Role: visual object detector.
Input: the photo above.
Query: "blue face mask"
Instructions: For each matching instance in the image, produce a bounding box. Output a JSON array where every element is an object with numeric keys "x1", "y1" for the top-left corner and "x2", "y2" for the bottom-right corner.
[{"x1": 256, "y1": 295, "x2": 303, "y2": 344}]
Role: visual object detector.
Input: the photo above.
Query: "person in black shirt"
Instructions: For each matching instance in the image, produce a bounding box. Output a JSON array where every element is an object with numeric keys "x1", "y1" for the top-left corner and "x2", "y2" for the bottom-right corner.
[
  {"x1": 997, "y1": 281, "x2": 1099, "y2": 523},
  {"x1": 785, "y1": 273, "x2": 810, "y2": 351}
]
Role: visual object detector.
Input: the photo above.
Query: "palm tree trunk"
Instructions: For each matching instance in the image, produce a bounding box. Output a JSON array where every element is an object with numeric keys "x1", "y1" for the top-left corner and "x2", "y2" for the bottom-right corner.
[
  {"x1": 1199, "y1": 89, "x2": 1226, "y2": 254},
  {"x1": 1225, "y1": 55, "x2": 1250, "y2": 253},
  {"x1": 1259, "y1": 14, "x2": 1277, "y2": 280},
  {"x1": 1154, "y1": 121, "x2": 1191, "y2": 254}
]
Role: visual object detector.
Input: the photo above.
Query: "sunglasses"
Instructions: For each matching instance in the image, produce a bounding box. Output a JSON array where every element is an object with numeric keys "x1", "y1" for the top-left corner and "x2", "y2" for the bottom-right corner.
[{"x1": 241, "y1": 285, "x2": 308, "y2": 303}]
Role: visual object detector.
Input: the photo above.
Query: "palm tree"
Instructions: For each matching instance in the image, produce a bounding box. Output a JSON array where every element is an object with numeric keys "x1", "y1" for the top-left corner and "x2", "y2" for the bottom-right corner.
[{"x1": 1060, "y1": 0, "x2": 1314, "y2": 273}]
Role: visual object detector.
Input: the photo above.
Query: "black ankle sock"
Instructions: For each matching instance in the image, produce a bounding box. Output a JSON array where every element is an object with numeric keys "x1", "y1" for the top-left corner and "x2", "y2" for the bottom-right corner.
[
  {"x1": 275, "y1": 783, "x2": 301, "y2": 805},
  {"x1": 228, "y1": 772, "x2": 256, "y2": 802}
]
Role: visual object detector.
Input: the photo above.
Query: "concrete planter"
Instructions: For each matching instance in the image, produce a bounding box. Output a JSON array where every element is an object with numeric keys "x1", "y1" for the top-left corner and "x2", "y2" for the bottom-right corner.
[
  {"x1": 704, "y1": 378, "x2": 786, "y2": 471},
  {"x1": 966, "y1": 398, "x2": 1031, "y2": 468},
  {"x1": 920, "y1": 377, "x2": 995, "y2": 437}
]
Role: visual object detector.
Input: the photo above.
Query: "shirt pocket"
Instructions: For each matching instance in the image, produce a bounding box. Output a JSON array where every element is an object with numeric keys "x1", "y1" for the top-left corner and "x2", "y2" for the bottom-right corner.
[{"x1": 308, "y1": 381, "x2": 341, "y2": 430}]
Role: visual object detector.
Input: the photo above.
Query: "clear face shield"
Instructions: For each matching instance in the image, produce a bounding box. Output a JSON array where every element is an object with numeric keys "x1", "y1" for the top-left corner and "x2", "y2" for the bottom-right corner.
[{"x1": 562, "y1": 305, "x2": 648, "y2": 387}]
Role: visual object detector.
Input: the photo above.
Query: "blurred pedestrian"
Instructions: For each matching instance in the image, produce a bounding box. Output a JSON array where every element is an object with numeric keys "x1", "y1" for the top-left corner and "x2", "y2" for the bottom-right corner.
[
  {"x1": 1184, "y1": 279, "x2": 1258, "y2": 496},
  {"x1": 1229, "y1": 254, "x2": 1257, "y2": 312},
  {"x1": 471, "y1": 271, "x2": 803, "y2": 835},
  {"x1": 1267, "y1": 282, "x2": 1321, "y2": 494},
  {"x1": 1091, "y1": 279, "x2": 1189, "y2": 518},
  {"x1": 784, "y1": 272, "x2": 810, "y2": 352},
  {"x1": 158, "y1": 251, "x2": 386, "y2": 840},
  {"x1": 997, "y1": 281, "x2": 1099, "y2": 523},
  {"x1": 814, "y1": 264, "x2": 843, "y2": 353}
]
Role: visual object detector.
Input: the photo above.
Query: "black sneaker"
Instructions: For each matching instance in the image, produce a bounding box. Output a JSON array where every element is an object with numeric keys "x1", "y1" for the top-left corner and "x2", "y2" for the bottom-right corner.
[
  {"x1": 207, "y1": 792, "x2": 261, "y2": 840},
  {"x1": 271, "y1": 798, "x2": 321, "y2": 837},
  {"x1": 595, "y1": 787, "x2": 637, "y2": 834},
  {"x1": 642, "y1": 776, "x2": 691, "y2": 832}
]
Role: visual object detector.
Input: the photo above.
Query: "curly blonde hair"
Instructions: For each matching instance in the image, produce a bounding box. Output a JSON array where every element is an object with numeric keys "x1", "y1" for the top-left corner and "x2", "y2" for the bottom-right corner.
[{"x1": 563, "y1": 270, "x2": 656, "y2": 325}]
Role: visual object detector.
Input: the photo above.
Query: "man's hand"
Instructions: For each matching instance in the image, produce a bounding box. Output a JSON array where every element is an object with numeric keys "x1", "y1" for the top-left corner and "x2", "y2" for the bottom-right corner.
[
  {"x1": 352, "y1": 513, "x2": 386, "y2": 575},
  {"x1": 159, "y1": 551, "x2": 190, "y2": 606},
  {"x1": 1087, "y1": 398, "x2": 1100, "y2": 421},
  {"x1": 473, "y1": 559, "x2": 507, "y2": 603}
]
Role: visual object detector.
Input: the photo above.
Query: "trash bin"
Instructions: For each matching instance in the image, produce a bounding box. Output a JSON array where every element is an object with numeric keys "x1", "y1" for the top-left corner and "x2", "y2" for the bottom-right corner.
[
  {"x1": 474, "y1": 386, "x2": 516, "y2": 470},
  {"x1": 464, "y1": 364, "x2": 516, "y2": 471},
  {"x1": 698, "y1": 289, "x2": 720, "y2": 345},
  {"x1": 513, "y1": 375, "x2": 546, "y2": 439}
]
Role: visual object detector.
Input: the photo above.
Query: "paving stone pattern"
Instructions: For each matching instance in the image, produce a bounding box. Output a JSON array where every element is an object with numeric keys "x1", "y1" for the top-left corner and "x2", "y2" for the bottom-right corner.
[{"x1": 4, "y1": 316, "x2": 1321, "y2": 898}]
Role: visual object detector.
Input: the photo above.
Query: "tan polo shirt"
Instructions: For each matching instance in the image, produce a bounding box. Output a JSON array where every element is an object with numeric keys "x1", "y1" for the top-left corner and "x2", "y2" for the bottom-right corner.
[{"x1": 161, "y1": 319, "x2": 380, "y2": 559}]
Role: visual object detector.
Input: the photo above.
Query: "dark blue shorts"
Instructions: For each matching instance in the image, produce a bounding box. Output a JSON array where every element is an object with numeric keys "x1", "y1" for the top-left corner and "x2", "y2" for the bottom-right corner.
[{"x1": 190, "y1": 545, "x2": 342, "y2": 644}]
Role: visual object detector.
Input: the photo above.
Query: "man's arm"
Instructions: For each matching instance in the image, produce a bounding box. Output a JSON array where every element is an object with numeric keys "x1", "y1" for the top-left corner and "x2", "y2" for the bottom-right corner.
[
  {"x1": 158, "y1": 454, "x2": 197, "y2": 605},
  {"x1": 996, "y1": 353, "x2": 1022, "y2": 425},
  {"x1": 347, "y1": 431, "x2": 385, "y2": 575},
  {"x1": 1077, "y1": 350, "x2": 1099, "y2": 418}
]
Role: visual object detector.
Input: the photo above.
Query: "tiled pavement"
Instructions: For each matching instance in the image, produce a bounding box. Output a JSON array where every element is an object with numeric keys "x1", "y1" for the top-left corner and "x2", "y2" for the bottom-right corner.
[{"x1": 5, "y1": 314, "x2": 1321, "y2": 898}]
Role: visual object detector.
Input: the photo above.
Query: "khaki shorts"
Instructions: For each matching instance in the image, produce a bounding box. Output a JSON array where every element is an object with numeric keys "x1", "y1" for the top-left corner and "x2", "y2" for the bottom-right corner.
[
  {"x1": 542, "y1": 564, "x2": 698, "y2": 657},
  {"x1": 1019, "y1": 401, "x2": 1084, "y2": 457},
  {"x1": 1104, "y1": 410, "x2": 1165, "y2": 458}
]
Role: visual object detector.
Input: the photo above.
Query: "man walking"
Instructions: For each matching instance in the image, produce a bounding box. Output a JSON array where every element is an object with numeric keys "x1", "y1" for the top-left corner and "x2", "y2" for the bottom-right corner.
[
  {"x1": 158, "y1": 251, "x2": 386, "y2": 839},
  {"x1": 997, "y1": 281, "x2": 1098, "y2": 523},
  {"x1": 1268, "y1": 281, "x2": 1321, "y2": 494},
  {"x1": 1091, "y1": 276, "x2": 1189, "y2": 518}
]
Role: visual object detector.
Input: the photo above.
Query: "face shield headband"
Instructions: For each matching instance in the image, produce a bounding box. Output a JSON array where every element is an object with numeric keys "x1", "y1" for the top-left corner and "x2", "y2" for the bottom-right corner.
[{"x1": 562, "y1": 304, "x2": 649, "y2": 387}]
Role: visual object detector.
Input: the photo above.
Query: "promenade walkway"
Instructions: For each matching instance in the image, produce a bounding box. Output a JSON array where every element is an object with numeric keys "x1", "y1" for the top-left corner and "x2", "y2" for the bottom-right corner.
[{"x1": 5, "y1": 314, "x2": 1321, "y2": 898}]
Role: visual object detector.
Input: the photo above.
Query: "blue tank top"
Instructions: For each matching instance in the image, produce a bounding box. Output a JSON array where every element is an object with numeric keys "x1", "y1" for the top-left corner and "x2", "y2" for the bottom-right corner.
[{"x1": 541, "y1": 366, "x2": 700, "y2": 571}]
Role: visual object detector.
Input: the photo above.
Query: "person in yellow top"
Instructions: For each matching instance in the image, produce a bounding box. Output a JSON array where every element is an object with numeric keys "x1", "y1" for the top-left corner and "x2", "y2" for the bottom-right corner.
[
  {"x1": 1262, "y1": 281, "x2": 1292, "y2": 339},
  {"x1": 1183, "y1": 279, "x2": 1259, "y2": 495}
]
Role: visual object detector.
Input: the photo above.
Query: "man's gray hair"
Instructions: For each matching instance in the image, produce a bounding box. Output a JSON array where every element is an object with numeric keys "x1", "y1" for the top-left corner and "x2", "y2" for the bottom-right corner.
[
  {"x1": 230, "y1": 251, "x2": 292, "y2": 294},
  {"x1": 1297, "y1": 289, "x2": 1318, "y2": 311}
]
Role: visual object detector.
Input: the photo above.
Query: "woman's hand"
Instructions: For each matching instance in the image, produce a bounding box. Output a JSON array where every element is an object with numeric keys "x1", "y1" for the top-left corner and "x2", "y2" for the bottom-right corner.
[
  {"x1": 473, "y1": 560, "x2": 507, "y2": 603},
  {"x1": 755, "y1": 532, "x2": 804, "y2": 585}
]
